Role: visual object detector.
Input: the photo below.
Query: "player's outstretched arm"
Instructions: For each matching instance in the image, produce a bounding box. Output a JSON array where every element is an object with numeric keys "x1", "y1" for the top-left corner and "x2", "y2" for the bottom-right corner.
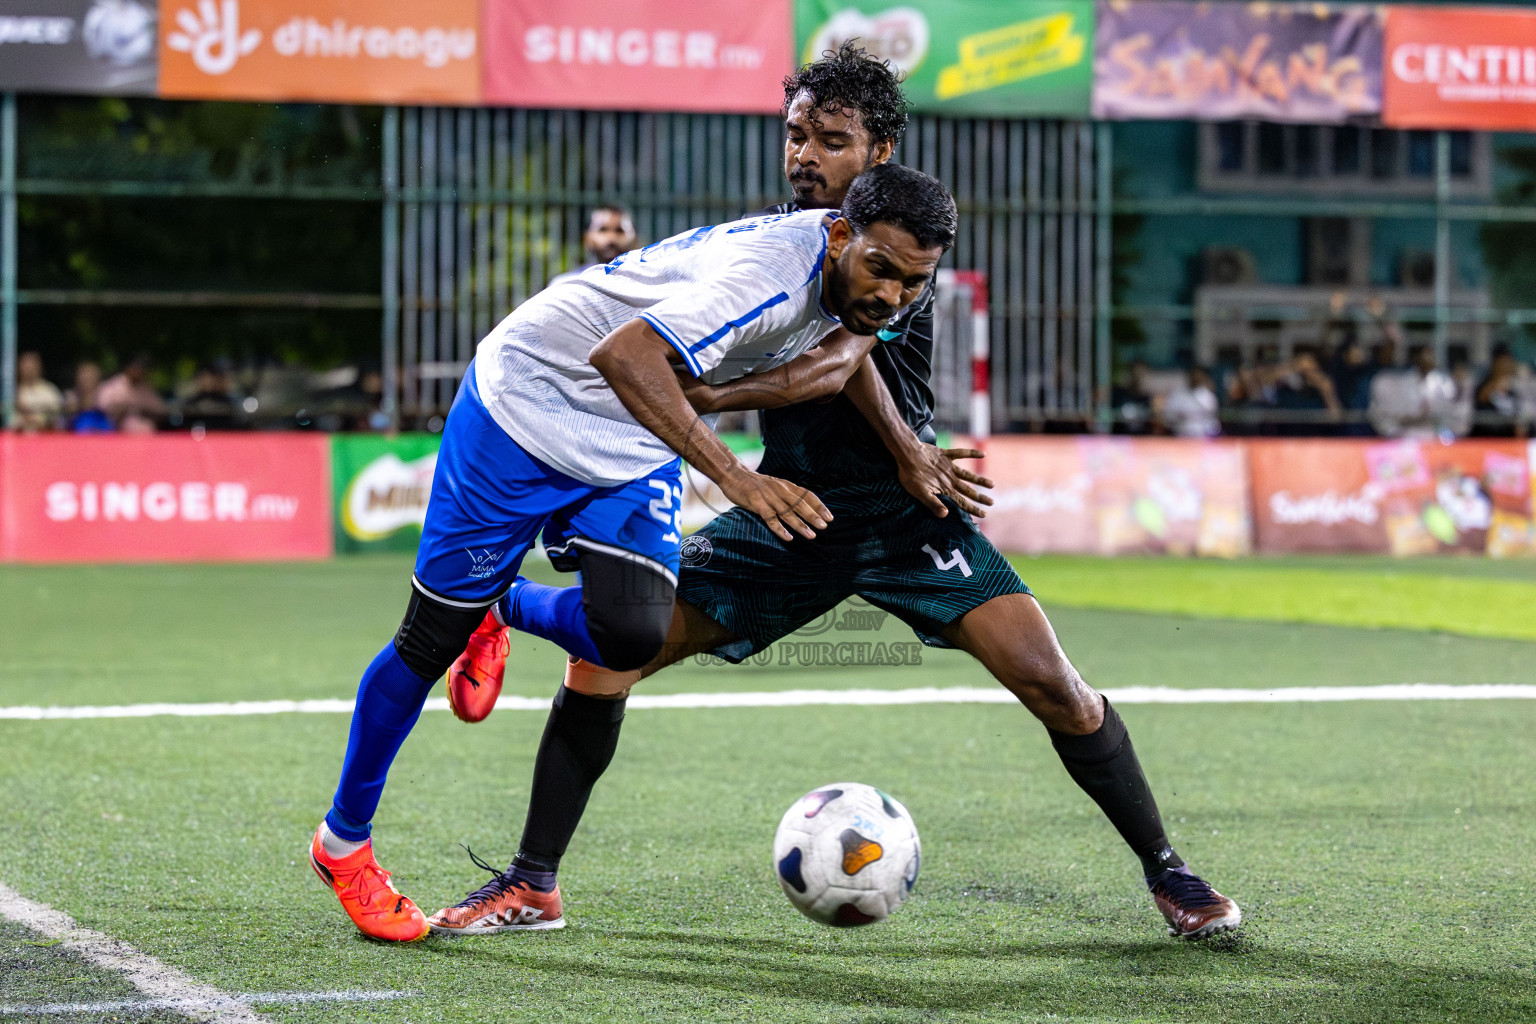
[
  {"x1": 843, "y1": 357, "x2": 995, "y2": 519},
  {"x1": 592, "y1": 319, "x2": 834, "y2": 541},
  {"x1": 676, "y1": 329, "x2": 878, "y2": 413}
]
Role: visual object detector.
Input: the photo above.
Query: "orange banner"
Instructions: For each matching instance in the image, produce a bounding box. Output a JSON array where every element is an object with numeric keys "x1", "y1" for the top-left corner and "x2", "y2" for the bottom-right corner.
[
  {"x1": 972, "y1": 436, "x2": 1251, "y2": 557},
  {"x1": 158, "y1": 0, "x2": 480, "y2": 104},
  {"x1": 1249, "y1": 438, "x2": 1536, "y2": 556},
  {"x1": 1383, "y1": 6, "x2": 1536, "y2": 130}
]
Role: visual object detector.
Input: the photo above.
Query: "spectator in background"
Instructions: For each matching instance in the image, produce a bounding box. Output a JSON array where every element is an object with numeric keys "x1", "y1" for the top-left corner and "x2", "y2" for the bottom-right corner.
[
  {"x1": 1370, "y1": 344, "x2": 1460, "y2": 438},
  {"x1": 547, "y1": 205, "x2": 638, "y2": 287},
  {"x1": 63, "y1": 361, "x2": 112, "y2": 433},
  {"x1": 97, "y1": 354, "x2": 166, "y2": 434},
  {"x1": 1472, "y1": 344, "x2": 1526, "y2": 437},
  {"x1": 1273, "y1": 352, "x2": 1342, "y2": 436},
  {"x1": 1330, "y1": 337, "x2": 1375, "y2": 436},
  {"x1": 1109, "y1": 359, "x2": 1154, "y2": 434},
  {"x1": 179, "y1": 363, "x2": 243, "y2": 431},
  {"x1": 1157, "y1": 367, "x2": 1221, "y2": 437},
  {"x1": 14, "y1": 351, "x2": 63, "y2": 432}
]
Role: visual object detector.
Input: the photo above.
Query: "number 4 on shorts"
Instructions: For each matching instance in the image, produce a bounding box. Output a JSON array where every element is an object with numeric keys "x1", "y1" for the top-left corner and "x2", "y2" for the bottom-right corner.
[{"x1": 922, "y1": 543, "x2": 973, "y2": 578}]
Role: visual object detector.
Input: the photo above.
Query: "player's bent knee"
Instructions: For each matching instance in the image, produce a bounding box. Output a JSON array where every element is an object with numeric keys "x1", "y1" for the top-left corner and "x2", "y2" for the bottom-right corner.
[
  {"x1": 588, "y1": 618, "x2": 670, "y2": 672},
  {"x1": 578, "y1": 550, "x2": 676, "y2": 673},
  {"x1": 393, "y1": 586, "x2": 489, "y2": 681}
]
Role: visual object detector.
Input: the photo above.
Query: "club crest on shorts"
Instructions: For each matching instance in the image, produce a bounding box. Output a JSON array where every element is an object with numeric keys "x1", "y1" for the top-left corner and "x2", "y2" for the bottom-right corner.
[
  {"x1": 680, "y1": 535, "x2": 713, "y2": 567},
  {"x1": 465, "y1": 548, "x2": 505, "y2": 580}
]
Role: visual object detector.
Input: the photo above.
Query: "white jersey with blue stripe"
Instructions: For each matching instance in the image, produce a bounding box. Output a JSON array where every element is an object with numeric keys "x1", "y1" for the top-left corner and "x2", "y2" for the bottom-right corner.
[{"x1": 474, "y1": 209, "x2": 842, "y2": 486}]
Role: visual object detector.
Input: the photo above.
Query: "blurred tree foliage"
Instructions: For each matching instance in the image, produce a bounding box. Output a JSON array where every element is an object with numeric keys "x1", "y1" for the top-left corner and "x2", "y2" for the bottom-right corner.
[{"x1": 17, "y1": 97, "x2": 383, "y2": 380}]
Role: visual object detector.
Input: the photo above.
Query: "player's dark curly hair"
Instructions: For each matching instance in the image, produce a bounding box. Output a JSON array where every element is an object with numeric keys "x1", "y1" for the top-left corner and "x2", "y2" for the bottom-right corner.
[
  {"x1": 782, "y1": 40, "x2": 909, "y2": 144},
  {"x1": 842, "y1": 163, "x2": 956, "y2": 251}
]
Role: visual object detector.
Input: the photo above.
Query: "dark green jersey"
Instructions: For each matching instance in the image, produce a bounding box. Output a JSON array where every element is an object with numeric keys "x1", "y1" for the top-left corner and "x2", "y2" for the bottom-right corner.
[{"x1": 753, "y1": 202, "x2": 938, "y2": 509}]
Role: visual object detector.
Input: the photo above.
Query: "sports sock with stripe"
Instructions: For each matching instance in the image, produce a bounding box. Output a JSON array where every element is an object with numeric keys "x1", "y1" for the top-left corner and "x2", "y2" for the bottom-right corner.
[
  {"x1": 318, "y1": 820, "x2": 369, "y2": 859},
  {"x1": 513, "y1": 685, "x2": 627, "y2": 879},
  {"x1": 1048, "y1": 698, "x2": 1185, "y2": 878}
]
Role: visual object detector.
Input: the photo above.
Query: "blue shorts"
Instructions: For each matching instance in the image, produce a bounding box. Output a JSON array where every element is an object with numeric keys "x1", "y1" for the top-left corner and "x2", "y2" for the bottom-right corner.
[{"x1": 412, "y1": 369, "x2": 684, "y2": 608}]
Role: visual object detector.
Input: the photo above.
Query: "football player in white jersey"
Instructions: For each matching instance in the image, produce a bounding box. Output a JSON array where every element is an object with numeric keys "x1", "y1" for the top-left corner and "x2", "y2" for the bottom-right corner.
[
  {"x1": 436, "y1": 44, "x2": 1239, "y2": 944},
  {"x1": 308, "y1": 163, "x2": 959, "y2": 941}
]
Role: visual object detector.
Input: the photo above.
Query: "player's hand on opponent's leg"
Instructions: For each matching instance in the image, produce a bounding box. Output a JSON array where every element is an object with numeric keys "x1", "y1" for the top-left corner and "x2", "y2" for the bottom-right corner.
[
  {"x1": 896, "y1": 445, "x2": 995, "y2": 519},
  {"x1": 718, "y1": 467, "x2": 832, "y2": 541}
]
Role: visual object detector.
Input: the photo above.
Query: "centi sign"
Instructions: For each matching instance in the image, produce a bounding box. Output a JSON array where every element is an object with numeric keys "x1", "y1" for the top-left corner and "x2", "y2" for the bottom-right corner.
[{"x1": 1384, "y1": 6, "x2": 1536, "y2": 130}]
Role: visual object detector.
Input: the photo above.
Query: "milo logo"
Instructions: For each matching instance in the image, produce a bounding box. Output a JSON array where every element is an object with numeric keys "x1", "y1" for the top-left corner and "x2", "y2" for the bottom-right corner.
[
  {"x1": 341, "y1": 451, "x2": 437, "y2": 542},
  {"x1": 803, "y1": 7, "x2": 929, "y2": 76}
]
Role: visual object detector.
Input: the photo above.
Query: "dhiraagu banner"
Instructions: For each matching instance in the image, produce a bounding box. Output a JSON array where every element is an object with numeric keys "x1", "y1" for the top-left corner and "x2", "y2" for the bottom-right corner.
[
  {"x1": 332, "y1": 434, "x2": 440, "y2": 554},
  {"x1": 795, "y1": 0, "x2": 1093, "y2": 116}
]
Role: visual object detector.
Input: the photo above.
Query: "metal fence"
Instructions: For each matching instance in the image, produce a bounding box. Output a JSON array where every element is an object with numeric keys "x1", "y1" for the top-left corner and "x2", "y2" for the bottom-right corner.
[
  {"x1": 7, "y1": 98, "x2": 1531, "y2": 435},
  {"x1": 381, "y1": 107, "x2": 1111, "y2": 430}
]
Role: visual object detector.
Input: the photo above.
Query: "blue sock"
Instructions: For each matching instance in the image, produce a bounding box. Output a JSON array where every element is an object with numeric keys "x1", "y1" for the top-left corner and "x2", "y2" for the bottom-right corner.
[
  {"x1": 500, "y1": 579, "x2": 604, "y2": 666},
  {"x1": 327, "y1": 643, "x2": 438, "y2": 840}
]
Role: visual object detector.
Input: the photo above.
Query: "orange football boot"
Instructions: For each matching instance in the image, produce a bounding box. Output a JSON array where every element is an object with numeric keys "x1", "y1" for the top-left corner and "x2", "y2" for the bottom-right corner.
[
  {"x1": 428, "y1": 852, "x2": 565, "y2": 935},
  {"x1": 309, "y1": 826, "x2": 430, "y2": 942},
  {"x1": 446, "y1": 609, "x2": 509, "y2": 723},
  {"x1": 1148, "y1": 867, "x2": 1242, "y2": 940}
]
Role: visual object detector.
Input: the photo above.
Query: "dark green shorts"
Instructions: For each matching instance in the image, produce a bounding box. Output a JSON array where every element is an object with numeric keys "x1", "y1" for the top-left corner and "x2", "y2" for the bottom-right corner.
[{"x1": 674, "y1": 496, "x2": 1030, "y2": 664}]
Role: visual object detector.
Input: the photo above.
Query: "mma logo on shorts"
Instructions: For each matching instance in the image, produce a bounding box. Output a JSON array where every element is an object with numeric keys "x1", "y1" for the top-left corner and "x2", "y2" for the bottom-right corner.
[
  {"x1": 680, "y1": 535, "x2": 713, "y2": 567},
  {"x1": 465, "y1": 548, "x2": 505, "y2": 580}
]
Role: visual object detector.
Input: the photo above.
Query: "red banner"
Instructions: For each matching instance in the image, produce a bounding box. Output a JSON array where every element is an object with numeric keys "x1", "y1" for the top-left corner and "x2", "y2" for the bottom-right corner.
[
  {"x1": 1383, "y1": 6, "x2": 1536, "y2": 130},
  {"x1": 972, "y1": 436, "x2": 1251, "y2": 557},
  {"x1": 0, "y1": 435, "x2": 332, "y2": 563},
  {"x1": 482, "y1": 0, "x2": 792, "y2": 113},
  {"x1": 1249, "y1": 438, "x2": 1536, "y2": 556}
]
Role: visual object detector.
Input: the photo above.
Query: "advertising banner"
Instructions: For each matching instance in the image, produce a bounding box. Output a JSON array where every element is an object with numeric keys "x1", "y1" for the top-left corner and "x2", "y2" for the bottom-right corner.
[
  {"x1": 973, "y1": 436, "x2": 1251, "y2": 557},
  {"x1": 331, "y1": 432, "x2": 764, "y2": 553},
  {"x1": 483, "y1": 0, "x2": 791, "y2": 114},
  {"x1": 1093, "y1": 0, "x2": 1382, "y2": 122},
  {"x1": 332, "y1": 433, "x2": 439, "y2": 554},
  {"x1": 1249, "y1": 438, "x2": 1536, "y2": 557},
  {"x1": 0, "y1": 0, "x2": 157, "y2": 94},
  {"x1": 0, "y1": 434, "x2": 331, "y2": 563},
  {"x1": 1383, "y1": 6, "x2": 1536, "y2": 131},
  {"x1": 157, "y1": 0, "x2": 480, "y2": 104},
  {"x1": 796, "y1": 0, "x2": 1093, "y2": 116}
]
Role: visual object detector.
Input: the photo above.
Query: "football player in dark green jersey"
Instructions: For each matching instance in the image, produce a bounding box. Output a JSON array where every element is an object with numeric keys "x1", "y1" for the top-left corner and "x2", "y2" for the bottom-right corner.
[{"x1": 433, "y1": 42, "x2": 1240, "y2": 942}]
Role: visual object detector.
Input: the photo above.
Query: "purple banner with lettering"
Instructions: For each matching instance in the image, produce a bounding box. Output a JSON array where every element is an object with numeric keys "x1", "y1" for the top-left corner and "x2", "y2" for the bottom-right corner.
[{"x1": 1093, "y1": 0, "x2": 1383, "y2": 122}]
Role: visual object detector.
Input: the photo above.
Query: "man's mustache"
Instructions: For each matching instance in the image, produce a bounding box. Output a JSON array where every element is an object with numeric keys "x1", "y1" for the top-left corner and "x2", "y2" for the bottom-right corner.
[{"x1": 788, "y1": 169, "x2": 826, "y2": 188}]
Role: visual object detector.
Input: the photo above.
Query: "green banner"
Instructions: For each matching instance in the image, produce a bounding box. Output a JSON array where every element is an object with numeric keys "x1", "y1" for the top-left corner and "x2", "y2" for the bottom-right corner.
[
  {"x1": 331, "y1": 434, "x2": 441, "y2": 554},
  {"x1": 331, "y1": 432, "x2": 766, "y2": 554},
  {"x1": 795, "y1": 0, "x2": 1093, "y2": 116}
]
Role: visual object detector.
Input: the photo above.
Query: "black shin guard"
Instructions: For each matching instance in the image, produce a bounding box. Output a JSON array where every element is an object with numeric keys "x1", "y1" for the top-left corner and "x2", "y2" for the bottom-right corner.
[
  {"x1": 1049, "y1": 698, "x2": 1184, "y2": 877},
  {"x1": 514, "y1": 685, "x2": 627, "y2": 873}
]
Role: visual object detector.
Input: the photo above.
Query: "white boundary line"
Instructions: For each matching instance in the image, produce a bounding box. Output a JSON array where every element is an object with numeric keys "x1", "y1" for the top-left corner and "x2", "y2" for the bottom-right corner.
[
  {"x1": 0, "y1": 881, "x2": 408, "y2": 1022},
  {"x1": 0, "y1": 880, "x2": 268, "y2": 1023},
  {"x1": 1, "y1": 684, "x2": 1534, "y2": 721},
  {"x1": 0, "y1": 990, "x2": 413, "y2": 1017}
]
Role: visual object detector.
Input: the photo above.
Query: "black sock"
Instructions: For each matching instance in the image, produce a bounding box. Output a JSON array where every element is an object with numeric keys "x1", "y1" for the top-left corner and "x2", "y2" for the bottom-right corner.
[
  {"x1": 1049, "y1": 697, "x2": 1184, "y2": 878},
  {"x1": 513, "y1": 685, "x2": 627, "y2": 879}
]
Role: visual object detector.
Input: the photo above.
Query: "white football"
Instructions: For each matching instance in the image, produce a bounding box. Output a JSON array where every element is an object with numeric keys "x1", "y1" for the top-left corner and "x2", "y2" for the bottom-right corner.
[{"x1": 772, "y1": 782, "x2": 920, "y2": 926}]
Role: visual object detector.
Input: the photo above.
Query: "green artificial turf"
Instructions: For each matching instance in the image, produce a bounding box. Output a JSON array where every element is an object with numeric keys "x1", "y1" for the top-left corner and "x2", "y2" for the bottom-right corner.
[
  {"x1": 1016, "y1": 555, "x2": 1536, "y2": 641},
  {"x1": 1, "y1": 555, "x2": 1534, "y2": 1022}
]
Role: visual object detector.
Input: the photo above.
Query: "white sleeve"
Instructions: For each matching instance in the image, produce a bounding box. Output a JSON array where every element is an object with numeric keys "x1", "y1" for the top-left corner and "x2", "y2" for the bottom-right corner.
[{"x1": 637, "y1": 243, "x2": 819, "y2": 378}]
